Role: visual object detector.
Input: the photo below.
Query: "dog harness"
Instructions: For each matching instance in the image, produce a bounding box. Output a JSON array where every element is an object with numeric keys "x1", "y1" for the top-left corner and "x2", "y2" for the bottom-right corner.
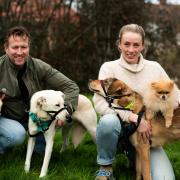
[
  {"x1": 28, "y1": 105, "x2": 73, "y2": 137},
  {"x1": 100, "y1": 80, "x2": 132, "y2": 107},
  {"x1": 29, "y1": 112, "x2": 52, "y2": 134}
]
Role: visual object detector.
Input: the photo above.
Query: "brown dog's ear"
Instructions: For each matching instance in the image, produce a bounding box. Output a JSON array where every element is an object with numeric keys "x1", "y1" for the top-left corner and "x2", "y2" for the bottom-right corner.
[
  {"x1": 37, "y1": 97, "x2": 46, "y2": 107},
  {"x1": 104, "y1": 78, "x2": 117, "y2": 86}
]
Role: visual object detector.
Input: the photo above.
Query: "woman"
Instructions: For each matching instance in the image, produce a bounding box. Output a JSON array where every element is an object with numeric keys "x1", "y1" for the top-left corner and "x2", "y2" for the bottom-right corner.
[{"x1": 93, "y1": 24, "x2": 175, "y2": 180}]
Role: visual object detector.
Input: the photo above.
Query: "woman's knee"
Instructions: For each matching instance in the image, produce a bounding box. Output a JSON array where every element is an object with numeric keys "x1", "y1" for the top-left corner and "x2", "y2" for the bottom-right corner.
[{"x1": 97, "y1": 114, "x2": 121, "y2": 135}]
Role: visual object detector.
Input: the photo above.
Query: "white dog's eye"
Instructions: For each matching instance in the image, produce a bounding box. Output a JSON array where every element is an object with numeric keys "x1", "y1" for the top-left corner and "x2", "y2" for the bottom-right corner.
[{"x1": 55, "y1": 104, "x2": 60, "y2": 107}]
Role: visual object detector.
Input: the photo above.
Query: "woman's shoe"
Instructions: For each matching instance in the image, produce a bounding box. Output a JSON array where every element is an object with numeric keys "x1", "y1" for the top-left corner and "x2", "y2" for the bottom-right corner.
[{"x1": 95, "y1": 166, "x2": 113, "y2": 180}]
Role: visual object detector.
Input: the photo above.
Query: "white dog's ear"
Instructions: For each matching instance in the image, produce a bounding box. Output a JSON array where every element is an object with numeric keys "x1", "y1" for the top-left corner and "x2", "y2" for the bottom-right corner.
[
  {"x1": 37, "y1": 97, "x2": 46, "y2": 107},
  {"x1": 58, "y1": 91, "x2": 65, "y2": 99}
]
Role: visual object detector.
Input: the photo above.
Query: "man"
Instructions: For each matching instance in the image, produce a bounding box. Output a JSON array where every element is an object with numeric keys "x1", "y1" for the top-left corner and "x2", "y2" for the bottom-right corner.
[{"x1": 0, "y1": 26, "x2": 79, "y2": 154}]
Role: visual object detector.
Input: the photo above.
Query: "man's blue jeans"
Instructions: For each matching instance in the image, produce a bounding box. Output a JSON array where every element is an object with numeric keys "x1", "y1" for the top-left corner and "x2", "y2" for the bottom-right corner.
[
  {"x1": 96, "y1": 114, "x2": 175, "y2": 180},
  {"x1": 0, "y1": 116, "x2": 45, "y2": 154},
  {"x1": 0, "y1": 117, "x2": 26, "y2": 154}
]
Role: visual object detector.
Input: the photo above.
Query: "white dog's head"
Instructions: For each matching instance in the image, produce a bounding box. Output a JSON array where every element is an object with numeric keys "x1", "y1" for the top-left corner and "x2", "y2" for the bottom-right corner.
[{"x1": 30, "y1": 90, "x2": 70, "y2": 125}]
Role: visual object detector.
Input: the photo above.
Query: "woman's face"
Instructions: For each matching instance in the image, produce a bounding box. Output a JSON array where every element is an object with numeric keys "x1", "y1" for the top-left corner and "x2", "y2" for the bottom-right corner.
[{"x1": 118, "y1": 31, "x2": 144, "y2": 64}]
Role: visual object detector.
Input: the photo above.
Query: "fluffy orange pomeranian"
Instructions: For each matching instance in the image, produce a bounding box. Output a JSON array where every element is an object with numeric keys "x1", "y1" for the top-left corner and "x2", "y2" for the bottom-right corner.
[{"x1": 144, "y1": 79, "x2": 179, "y2": 127}]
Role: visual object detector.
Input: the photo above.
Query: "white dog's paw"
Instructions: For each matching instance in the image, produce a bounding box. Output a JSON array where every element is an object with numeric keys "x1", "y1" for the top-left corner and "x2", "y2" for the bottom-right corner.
[
  {"x1": 24, "y1": 164, "x2": 30, "y2": 173},
  {"x1": 39, "y1": 172, "x2": 47, "y2": 178}
]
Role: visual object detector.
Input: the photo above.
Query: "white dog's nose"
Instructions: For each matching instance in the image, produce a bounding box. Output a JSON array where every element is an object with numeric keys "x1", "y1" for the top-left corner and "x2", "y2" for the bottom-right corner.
[{"x1": 66, "y1": 114, "x2": 72, "y2": 123}]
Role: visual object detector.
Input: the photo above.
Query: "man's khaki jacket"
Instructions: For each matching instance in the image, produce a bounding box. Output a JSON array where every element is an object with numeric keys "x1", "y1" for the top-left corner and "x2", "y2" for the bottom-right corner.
[{"x1": 0, "y1": 55, "x2": 79, "y2": 122}]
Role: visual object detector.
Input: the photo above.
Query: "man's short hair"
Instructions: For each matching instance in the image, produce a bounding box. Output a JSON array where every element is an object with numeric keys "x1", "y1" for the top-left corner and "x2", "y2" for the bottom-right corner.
[{"x1": 4, "y1": 26, "x2": 31, "y2": 47}]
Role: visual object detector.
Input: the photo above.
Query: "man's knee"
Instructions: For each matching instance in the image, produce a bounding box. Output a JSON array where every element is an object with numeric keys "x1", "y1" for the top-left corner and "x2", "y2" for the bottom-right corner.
[{"x1": 13, "y1": 127, "x2": 26, "y2": 145}]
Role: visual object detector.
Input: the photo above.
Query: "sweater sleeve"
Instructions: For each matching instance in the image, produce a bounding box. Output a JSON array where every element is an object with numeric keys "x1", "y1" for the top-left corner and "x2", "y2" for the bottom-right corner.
[
  {"x1": 37, "y1": 59, "x2": 79, "y2": 110},
  {"x1": 92, "y1": 62, "x2": 132, "y2": 122}
]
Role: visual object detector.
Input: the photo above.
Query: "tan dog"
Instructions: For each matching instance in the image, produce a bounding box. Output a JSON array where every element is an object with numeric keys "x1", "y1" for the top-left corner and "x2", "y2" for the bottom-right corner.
[
  {"x1": 144, "y1": 79, "x2": 179, "y2": 128},
  {"x1": 24, "y1": 90, "x2": 97, "y2": 177},
  {"x1": 89, "y1": 78, "x2": 180, "y2": 180}
]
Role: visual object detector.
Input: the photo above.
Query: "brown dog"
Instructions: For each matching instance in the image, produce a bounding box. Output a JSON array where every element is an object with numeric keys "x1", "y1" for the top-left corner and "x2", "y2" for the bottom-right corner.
[{"x1": 89, "y1": 78, "x2": 180, "y2": 180}]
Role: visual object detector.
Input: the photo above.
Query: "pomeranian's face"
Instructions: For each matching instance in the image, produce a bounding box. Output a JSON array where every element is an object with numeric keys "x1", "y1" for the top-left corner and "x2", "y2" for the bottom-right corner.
[{"x1": 151, "y1": 80, "x2": 174, "y2": 101}]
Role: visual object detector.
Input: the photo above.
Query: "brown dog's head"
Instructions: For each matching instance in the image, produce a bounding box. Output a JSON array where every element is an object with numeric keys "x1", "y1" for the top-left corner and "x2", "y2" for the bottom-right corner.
[
  {"x1": 89, "y1": 78, "x2": 133, "y2": 96},
  {"x1": 89, "y1": 78, "x2": 143, "y2": 112},
  {"x1": 89, "y1": 78, "x2": 116, "y2": 96}
]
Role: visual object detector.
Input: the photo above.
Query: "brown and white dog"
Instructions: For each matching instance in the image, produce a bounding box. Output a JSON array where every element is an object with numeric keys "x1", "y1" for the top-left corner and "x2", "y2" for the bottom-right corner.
[
  {"x1": 24, "y1": 90, "x2": 97, "y2": 177},
  {"x1": 89, "y1": 78, "x2": 180, "y2": 180}
]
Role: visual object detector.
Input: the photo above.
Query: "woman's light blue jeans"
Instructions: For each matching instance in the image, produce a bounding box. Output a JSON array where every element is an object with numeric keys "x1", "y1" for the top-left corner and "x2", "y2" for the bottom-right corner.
[
  {"x1": 96, "y1": 114, "x2": 175, "y2": 180},
  {"x1": 0, "y1": 117, "x2": 26, "y2": 154}
]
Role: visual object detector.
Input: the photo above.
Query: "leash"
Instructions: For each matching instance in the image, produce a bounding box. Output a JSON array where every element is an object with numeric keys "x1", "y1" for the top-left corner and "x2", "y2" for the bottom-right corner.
[{"x1": 28, "y1": 105, "x2": 73, "y2": 137}]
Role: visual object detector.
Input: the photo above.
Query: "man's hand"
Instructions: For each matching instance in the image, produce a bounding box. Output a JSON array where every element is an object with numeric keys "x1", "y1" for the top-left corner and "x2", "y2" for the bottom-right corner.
[{"x1": 55, "y1": 119, "x2": 65, "y2": 128}]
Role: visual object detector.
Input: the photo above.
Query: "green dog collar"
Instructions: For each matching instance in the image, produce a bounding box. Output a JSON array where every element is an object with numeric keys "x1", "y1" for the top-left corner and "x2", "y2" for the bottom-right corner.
[
  {"x1": 29, "y1": 112, "x2": 51, "y2": 133},
  {"x1": 125, "y1": 102, "x2": 134, "y2": 110}
]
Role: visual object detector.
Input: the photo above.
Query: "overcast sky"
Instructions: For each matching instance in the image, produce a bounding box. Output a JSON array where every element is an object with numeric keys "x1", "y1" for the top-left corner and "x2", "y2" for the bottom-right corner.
[{"x1": 150, "y1": 0, "x2": 180, "y2": 4}]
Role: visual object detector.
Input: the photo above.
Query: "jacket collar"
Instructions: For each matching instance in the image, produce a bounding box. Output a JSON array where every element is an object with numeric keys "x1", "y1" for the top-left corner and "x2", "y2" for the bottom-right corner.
[
  {"x1": 119, "y1": 54, "x2": 145, "y2": 73},
  {"x1": 5, "y1": 54, "x2": 31, "y2": 72}
]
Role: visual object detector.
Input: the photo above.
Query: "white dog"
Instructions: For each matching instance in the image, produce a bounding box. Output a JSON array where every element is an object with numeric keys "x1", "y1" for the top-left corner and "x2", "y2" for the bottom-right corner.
[{"x1": 24, "y1": 90, "x2": 97, "y2": 177}]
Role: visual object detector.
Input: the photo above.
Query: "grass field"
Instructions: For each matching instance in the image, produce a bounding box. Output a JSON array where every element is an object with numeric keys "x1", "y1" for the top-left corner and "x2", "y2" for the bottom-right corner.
[{"x1": 0, "y1": 130, "x2": 180, "y2": 180}]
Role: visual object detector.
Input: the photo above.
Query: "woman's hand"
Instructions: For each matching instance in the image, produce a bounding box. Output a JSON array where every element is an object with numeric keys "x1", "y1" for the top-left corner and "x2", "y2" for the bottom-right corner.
[
  {"x1": 129, "y1": 113, "x2": 151, "y2": 143},
  {"x1": 137, "y1": 119, "x2": 151, "y2": 143},
  {"x1": 128, "y1": 113, "x2": 138, "y2": 123}
]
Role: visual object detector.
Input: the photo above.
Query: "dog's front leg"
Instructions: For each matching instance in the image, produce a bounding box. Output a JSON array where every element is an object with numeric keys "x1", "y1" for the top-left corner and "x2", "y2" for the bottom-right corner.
[
  {"x1": 145, "y1": 109, "x2": 154, "y2": 121},
  {"x1": 39, "y1": 124, "x2": 56, "y2": 177},
  {"x1": 164, "y1": 108, "x2": 174, "y2": 128},
  {"x1": 24, "y1": 137, "x2": 36, "y2": 173},
  {"x1": 135, "y1": 148, "x2": 142, "y2": 180},
  {"x1": 140, "y1": 143, "x2": 151, "y2": 180}
]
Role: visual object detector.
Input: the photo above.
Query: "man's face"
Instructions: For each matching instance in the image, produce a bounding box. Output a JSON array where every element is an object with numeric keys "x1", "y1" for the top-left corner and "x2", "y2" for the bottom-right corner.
[{"x1": 5, "y1": 35, "x2": 30, "y2": 68}]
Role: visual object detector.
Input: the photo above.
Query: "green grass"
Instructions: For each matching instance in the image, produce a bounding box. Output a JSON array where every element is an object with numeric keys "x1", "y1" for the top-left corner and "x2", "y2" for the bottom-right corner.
[{"x1": 0, "y1": 130, "x2": 180, "y2": 180}]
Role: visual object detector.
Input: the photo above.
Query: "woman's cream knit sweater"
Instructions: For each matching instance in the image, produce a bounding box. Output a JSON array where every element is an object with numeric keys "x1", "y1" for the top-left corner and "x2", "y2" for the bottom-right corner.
[{"x1": 92, "y1": 54, "x2": 171, "y2": 122}]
